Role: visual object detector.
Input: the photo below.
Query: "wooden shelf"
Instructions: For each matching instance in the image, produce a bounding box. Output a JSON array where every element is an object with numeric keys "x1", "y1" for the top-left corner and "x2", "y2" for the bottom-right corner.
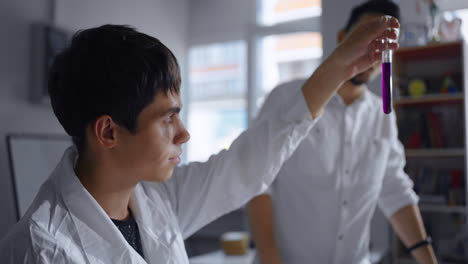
[
  {"x1": 395, "y1": 42, "x2": 463, "y2": 60},
  {"x1": 405, "y1": 149, "x2": 465, "y2": 158},
  {"x1": 392, "y1": 40, "x2": 467, "y2": 264},
  {"x1": 419, "y1": 204, "x2": 466, "y2": 214},
  {"x1": 395, "y1": 93, "x2": 464, "y2": 106}
]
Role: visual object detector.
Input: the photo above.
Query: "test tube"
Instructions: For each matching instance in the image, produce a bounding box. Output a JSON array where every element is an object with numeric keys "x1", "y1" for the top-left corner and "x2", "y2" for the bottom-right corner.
[{"x1": 381, "y1": 48, "x2": 392, "y2": 114}]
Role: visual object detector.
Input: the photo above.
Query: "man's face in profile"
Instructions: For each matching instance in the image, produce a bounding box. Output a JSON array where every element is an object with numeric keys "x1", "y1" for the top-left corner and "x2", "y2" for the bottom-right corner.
[{"x1": 115, "y1": 91, "x2": 190, "y2": 182}]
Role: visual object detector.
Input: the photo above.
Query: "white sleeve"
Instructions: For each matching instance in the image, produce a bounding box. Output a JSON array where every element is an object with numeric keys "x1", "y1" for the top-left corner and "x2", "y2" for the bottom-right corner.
[
  {"x1": 378, "y1": 112, "x2": 419, "y2": 218},
  {"x1": 168, "y1": 81, "x2": 318, "y2": 238}
]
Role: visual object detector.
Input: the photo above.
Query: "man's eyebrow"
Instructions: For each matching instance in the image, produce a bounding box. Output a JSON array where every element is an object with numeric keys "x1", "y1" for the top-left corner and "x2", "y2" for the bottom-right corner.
[{"x1": 164, "y1": 107, "x2": 181, "y2": 114}]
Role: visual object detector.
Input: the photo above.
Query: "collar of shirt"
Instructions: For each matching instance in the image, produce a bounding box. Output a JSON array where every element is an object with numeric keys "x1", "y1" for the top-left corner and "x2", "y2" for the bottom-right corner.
[{"x1": 329, "y1": 89, "x2": 373, "y2": 112}]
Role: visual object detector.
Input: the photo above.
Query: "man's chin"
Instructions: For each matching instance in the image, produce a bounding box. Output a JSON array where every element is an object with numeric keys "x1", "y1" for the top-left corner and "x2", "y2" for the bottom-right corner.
[{"x1": 147, "y1": 169, "x2": 174, "y2": 182}]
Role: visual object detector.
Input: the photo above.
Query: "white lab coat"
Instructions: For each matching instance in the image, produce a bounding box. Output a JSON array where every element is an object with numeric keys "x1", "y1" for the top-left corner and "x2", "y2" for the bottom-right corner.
[{"x1": 0, "y1": 86, "x2": 317, "y2": 263}]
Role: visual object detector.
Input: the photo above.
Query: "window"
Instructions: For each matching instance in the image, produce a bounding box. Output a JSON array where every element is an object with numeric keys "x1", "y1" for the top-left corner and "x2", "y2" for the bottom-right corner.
[
  {"x1": 258, "y1": 32, "x2": 322, "y2": 106},
  {"x1": 255, "y1": 0, "x2": 322, "y2": 115},
  {"x1": 259, "y1": 0, "x2": 322, "y2": 25},
  {"x1": 187, "y1": 41, "x2": 247, "y2": 162},
  {"x1": 184, "y1": 0, "x2": 322, "y2": 255},
  {"x1": 185, "y1": 1, "x2": 322, "y2": 161}
]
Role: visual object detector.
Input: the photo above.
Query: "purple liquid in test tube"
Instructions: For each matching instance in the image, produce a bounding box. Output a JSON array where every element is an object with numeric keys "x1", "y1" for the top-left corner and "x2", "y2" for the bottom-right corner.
[{"x1": 381, "y1": 49, "x2": 392, "y2": 114}]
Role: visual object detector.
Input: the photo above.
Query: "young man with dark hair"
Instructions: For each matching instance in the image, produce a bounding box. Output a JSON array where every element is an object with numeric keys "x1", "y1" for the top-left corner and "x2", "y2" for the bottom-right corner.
[
  {"x1": 0, "y1": 14, "x2": 399, "y2": 263},
  {"x1": 248, "y1": 1, "x2": 438, "y2": 264}
]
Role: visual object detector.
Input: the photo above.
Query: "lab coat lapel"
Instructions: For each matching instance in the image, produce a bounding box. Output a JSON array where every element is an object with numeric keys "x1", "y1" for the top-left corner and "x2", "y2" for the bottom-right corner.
[
  {"x1": 130, "y1": 183, "x2": 188, "y2": 264},
  {"x1": 54, "y1": 148, "x2": 146, "y2": 263}
]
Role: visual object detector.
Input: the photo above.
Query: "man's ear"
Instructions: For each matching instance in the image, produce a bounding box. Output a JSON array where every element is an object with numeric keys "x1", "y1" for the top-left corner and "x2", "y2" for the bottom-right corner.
[
  {"x1": 337, "y1": 29, "x2": 346, "y2": 44},
  {"x1": 93, "y1": 115, "x2": 117, "y2": 149}
]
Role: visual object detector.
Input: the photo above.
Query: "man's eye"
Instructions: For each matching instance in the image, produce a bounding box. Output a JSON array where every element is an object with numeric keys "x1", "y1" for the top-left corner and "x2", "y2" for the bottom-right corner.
[{"x1": 166, "y1": 114, "x2": 174, "y2": 122}]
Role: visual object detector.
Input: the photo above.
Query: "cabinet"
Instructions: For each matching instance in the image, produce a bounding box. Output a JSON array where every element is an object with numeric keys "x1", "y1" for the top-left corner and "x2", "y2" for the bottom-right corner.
[{"x1": 391, "y1": 41, "x2": 468, "y2": 263}]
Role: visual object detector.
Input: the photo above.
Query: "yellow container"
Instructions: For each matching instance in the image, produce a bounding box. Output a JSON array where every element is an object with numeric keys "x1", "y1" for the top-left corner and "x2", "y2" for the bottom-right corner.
[{"x1": 220, "y1": 231, "x2": 250, "y2": 255}]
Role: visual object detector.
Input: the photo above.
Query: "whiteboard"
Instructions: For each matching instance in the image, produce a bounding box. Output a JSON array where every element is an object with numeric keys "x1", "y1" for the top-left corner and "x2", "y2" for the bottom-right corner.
[{"x1": 6, "y1": 134, "x2": 71, "y2": 220}]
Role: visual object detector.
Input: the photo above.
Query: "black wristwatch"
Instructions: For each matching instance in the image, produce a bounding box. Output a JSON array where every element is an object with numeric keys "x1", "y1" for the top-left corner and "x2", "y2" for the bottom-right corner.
[{"x1": 406, "y1": 236, "x2": 432, "y2": 253}]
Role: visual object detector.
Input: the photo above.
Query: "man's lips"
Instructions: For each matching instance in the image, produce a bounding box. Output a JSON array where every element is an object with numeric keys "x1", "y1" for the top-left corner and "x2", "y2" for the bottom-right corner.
[{"x1": 169, "y1": 154, "x2": 181, "y2": 163}]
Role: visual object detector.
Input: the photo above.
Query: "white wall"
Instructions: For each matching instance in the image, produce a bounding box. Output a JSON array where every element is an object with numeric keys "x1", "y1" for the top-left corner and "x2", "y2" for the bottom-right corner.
[
  {"x1": 188, "y1": 0, "x2": 255, "y2": 46},
  {"x1": 55, "y1": 0, "x2": 188, "y2": 59},
  {"x1": 322, "y1": 0, "x2": 362, "y2": 59},
  {"x1": 0, "y1": 0, "x2": 188, "y2": 239}
]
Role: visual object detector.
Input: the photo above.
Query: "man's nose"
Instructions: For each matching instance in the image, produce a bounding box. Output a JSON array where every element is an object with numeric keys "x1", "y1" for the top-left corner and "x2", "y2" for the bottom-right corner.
[{"x1": 175, "y1": 124, "x2": 190, "y2": 145}]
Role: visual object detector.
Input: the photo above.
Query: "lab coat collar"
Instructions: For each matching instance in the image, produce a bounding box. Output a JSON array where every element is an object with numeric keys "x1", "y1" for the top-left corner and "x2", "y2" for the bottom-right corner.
[
  {"x1": 48, "y1": 147, "x2": 188, "y2": 263},
  {"x1": 130, "y1": 183, "x2": 184, "y2": 263},
  {"x1": 52, "y1": 147, "x2": 147, "y2": 263}
]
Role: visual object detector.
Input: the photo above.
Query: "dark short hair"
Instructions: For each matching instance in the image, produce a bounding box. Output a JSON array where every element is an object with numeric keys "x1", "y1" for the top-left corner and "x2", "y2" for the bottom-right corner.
[
  {"x1": 48, "y1": 25, "x2": 181, "y2": 153},
  {"x1": 344, "y1": 0, "x2": 400, "y2": 32}
]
